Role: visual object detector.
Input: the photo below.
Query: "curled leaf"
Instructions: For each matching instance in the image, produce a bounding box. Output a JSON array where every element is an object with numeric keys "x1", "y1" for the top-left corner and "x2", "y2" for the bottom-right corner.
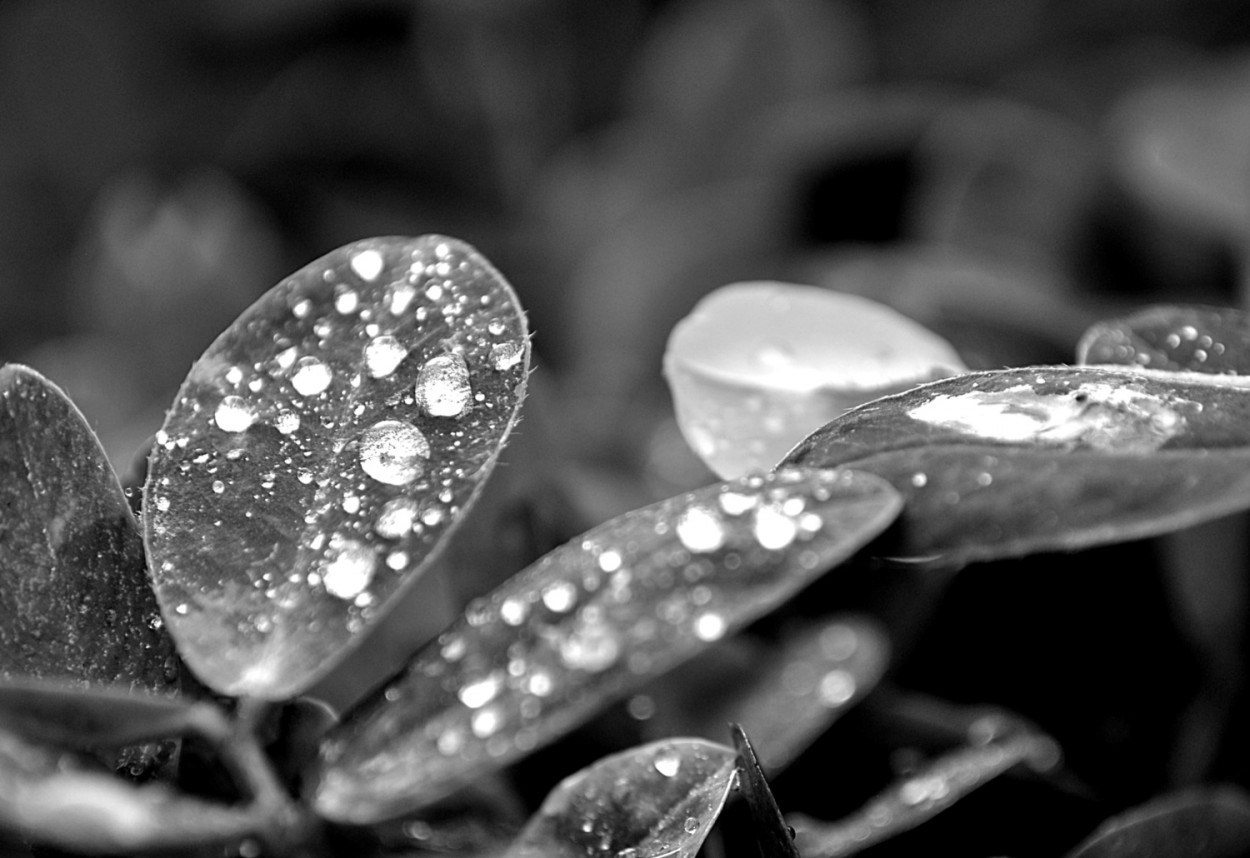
[
  {"x1": 782, "y1": 365, "x2": 1250, "y2": 562},
  {"x1": 664, "y1": 282, "x2": 965, "y2": 478},
  {"x1": 503, "y1": 738, "x2": 738, "y2": 858},
  {"x1": 311, "y1": 468, "x2": 902, "y2": 823},
  {"x1": 1066, "y1": 786, "x2": 1250, "y2": 858},
  {"x1": 1078, "y1": 304, "x2": 1250, "y2": 375},
  {"x1": 144, "y1": 236, "x2": 530, "y2": 700}
]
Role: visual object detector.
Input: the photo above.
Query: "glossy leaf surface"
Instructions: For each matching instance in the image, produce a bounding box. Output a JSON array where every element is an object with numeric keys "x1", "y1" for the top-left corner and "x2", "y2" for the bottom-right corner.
[
  {"x1": 1078, "y1": 304, "x2": 1250, "y2": 374},
  {"x1": 504, "y1": 738, "x2": 737, "y2": 858},
  {"x1": 732, "y1": 725, "x2": 800, "y2": 858},
  {"x1": 782, "y1": 366, "x2": 1250, "y2": 562},
  {"x1": 312, "y1": 468, "x2": 902, "y2": 823},
  {"x1": 0, "y1": 365, "x2": 176, "y2": 691},
  {"x1": 0, "y1": 728, "x2": 255, "y2": 854},
  {"x1": 144, "y1": 236, "x2": 530, "y2": 699},
  {"x1": 1066, "y1": 786, "x2": 1250, "y2": 858},
  {"x1": 664, "y1": 282, "x2": 964, "y2": 479}
]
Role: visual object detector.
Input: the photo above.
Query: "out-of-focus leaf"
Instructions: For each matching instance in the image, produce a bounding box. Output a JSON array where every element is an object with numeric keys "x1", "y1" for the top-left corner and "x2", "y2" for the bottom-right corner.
[
  {"x1": 664, "y1": 282, "x2": 965, "y2": 479},
  {"x1": 0, "y1": 365, "x2": 175, "y2": 690},
  {"x1": 782, "y1": 365, "x2": 1250, "y2": 563},
  {"x1": 144, "y1": 235, "x2": 530, "y2": 700},
  {"x1": 1079, "y1": 304, "x2": 1250, "y2": 375},
  {"x1": 0, "y1": 728, "x2": 257, "y2": 855},
  {"x1": 790, "y1": 730, "x2": 1060, "y2": 857},
  {"x1": 503, "y1": 738, "x2": 737, "y2": 858},
  {"x1": 0, "y1": 678, "x2": 224, "y2": 750},
  {"x1": 311, "y1": 468, "x2": 903, "y2": 823},
  {"x1": 1066, "y1": 786, "x2": 1250, "y2": 858},
  {"x1": 647, "y1": 616, "x2": 888, "y2": 770},
  {"x1": 732, "y1": 725, "x2": 800, "y2": 858}
]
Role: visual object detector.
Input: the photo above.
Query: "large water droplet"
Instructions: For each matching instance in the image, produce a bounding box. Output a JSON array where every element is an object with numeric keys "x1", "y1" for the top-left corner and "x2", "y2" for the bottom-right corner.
[
  {"x1": 349, "y1": 248, "x2": 385, "y2": 282},
  {"x1": 754, "y1": 504, "x2": 799, "y2": 550},
  {"x1": 653, "y1": 749, "x2": 682, "y2": 777},
  {"x1": 375, "y1": 497, "x2": 420, "y2": 539},
  {"x1": 364, "y1": 335, "x2": 408, "y2": 379},
  {"x1": 359, "y1": 420, "x2": 430, "y2": 486},
  {"x1": 490, "y1": 341, "x2": 524, "y2": 371},
  {"x1": 415, "y1": 353, "x2": 472, "y2": 417},
  {"x1": 291, "y1": 356, "x2": 333, "y2": 396},
  {"x1": 676, "y1": 505, "x2": 726, "y2": 553},
  {"x1": 215, "y1": 395, "x2": 256, "y2": 433},
  {"x1": 457, "y1": 672, "x2": 504, "y2": 709},
  {"x1": 321, "y1": 538, "x2": 375, "y2": 600}
]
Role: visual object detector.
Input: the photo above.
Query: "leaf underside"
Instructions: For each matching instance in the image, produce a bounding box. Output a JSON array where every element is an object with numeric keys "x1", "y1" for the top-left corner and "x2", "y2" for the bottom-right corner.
[
  {"x1": 144, "y1": 236, "x2": 530, "y2": 700},
  {"x1": 782, "y1": 365, "x2": 1250, "y2": 563},
  {"x1": 311, "y1": 467, "x2": 902, "y2": 824},
  {"x1": 504, "y1": 738, "x2": 738, "y2": 858}
]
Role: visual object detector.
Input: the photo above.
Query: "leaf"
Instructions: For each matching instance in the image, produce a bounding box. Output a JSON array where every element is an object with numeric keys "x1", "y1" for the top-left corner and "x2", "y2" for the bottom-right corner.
[
  {"x1": 0, "y1": 677, "x2": 225, "y2": 750},
  {"x1": 144, "y1": 235, "x2": 530, "y2": 700},
  {"x1": 502, "y1": 738, "x2": 738, "y2": 858},
  {"x1": 1078, "y1": 304, "x2": 1250, "y2": 375},
  {"x1": 664, "y1": 282, "x2": 965, "y2": 479},
  {"x1": 732, "y1": 725, "x2": 800, "y2": 858},
  {"x1": 646, "y1": 615, "x2": 888, "y2": 770},
  {"x1": 1066, "y1": 786, "x2": 1250, "y2": 858},
  {"x1": 790, "y1": 729, "x2": 1060, "y2": 858},
  {"x1": 0, "y1": 728, "x2": 259, "y2": 855},
  {"x1": 310, "y1": 467, "x2": 903, "y2": 823},
  {"x1": 781, "y1": 365, "x2": 1250, "y2": 563}
]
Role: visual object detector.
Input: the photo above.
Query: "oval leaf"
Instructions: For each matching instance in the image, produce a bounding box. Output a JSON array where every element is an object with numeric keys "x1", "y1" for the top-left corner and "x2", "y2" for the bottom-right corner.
[
  {"x1": 782, "y1": 365, "x2": 1250, "y2": 563},
  {"x1": 0, "y1": 365, "x2": 175, "y2": 690},
  {"x1": 144, "y1": 236, "x2": 530, "y2": 700},
  {"x1": 504, "y1": 738, "x2": 737, "y2": 858},
  {"x1": 311, "y1": 468, "x2": 902, "y2": 823},
  {"x1": 1066, "y1": 786, "x2": 1250, "y2": 858},
  {"x1": 664, "y1": 282, "x2": 965, "y2": 479},
  {"x1": 1078, "y1": 304, "x2": 1250, "y2": 374}
]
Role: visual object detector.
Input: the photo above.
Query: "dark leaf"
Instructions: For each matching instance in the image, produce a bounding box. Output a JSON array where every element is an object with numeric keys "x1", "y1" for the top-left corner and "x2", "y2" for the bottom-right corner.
[
  {"x1": 732, "y1": 724, "x2": 800, "y2": 858},
  {"x1": 1078, "y1": 304, "x2": 1250, "y2": 374},
  {"x1": 311, "y1": 468, "x2": 902, "y2": 823},
  {"x1": 782, "y1": 365, "x2": 1250, "y2": 562},
  {"x1": 1066, "y1": 786, "x2": 1250, "y2": 858},
  {"x1": 0, "y1": 728, "x2": 259, "y2": 855},
  {"x1": 144, "y1": 236, "x2": 530, "y2": 700},
  {"x1": 503, "y1": 738, "x2": 738, "y2": 858},
  {"x1": 790, "y1": 729, "x2": 1060, "y2": 857}
]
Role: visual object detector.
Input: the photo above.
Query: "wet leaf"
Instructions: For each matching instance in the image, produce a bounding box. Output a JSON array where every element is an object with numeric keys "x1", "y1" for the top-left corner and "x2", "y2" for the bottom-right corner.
[
  {"x1": 664, "y1": 282, "x2": 964, "y2": 479},
  {"x1": 732, "y1": 725, "x2": 800, "y2": 858},
  {"x1": 503, "y1": 738, "x2": 738, "y2": 858},
  {"x1": 0, "y1": 365, "x2": 175, "y2": 690},
  {"x1": 790, "y1": 730, "x2": 1060, "y2": 857},
  {"x1": 1078, "y1": 304, "x2": 1250, "y2": 375},
  {"x1": 1066, "y1": 786, "x2": 1250, "y2": 858},
  {"x1": 0, "y1": 728, "x2": 257, "y2": 855},
  {"x1": 311, "y1": 468, "x2": 902, "y2": 823},
  {"x1": 782, "y1": 365, "x2": 1250, "y2": 563},
  {"x1": 0, "y1": 677, "x2": 224, "y2": 750},
  {"x1": 144, "y1": 236, "x2": 530, "y2": 700}
]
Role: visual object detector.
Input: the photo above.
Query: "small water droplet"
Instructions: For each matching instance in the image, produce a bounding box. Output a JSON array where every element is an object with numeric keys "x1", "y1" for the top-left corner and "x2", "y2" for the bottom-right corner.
[
  {"x1": 911, "y1": 472, "x2": 928, "y2": 488},
  {"x1": 415, "y1": 353, "x2": 472, "y2": 417},
  {"x1": 349, "y1": 248, "x2": 385, "y2": 282},
  {"x1": 214, "y1": 396, "x2": 256, "y2": 433},
  {"x1": 321, "y1": 538, "x2": 375, "y2": 600},
  {"x1": 754, "y1": 503, "x2": 798, "y2": 550},
  {"x1": 292, "y1": 299, "x2": 312, "y2": 319},
  {"x1": 490, "y1": 341, "x2": 524, "y2": 371},
  {"x1": 421, "y1": 506, "x2": 444, "y2": 526},
  {"x1": 718, "y1": 491, "x2": 757, "y2": 516},
  {"x1": 653, "y1": 749, "x2": 682, "y2": 777},
  {"x1": 275, "y1": 411, "x2": 300, "y2": 434},
  {"x1": 683, "y1": 818, "x2": 700, "y2": 835},
  {"x1": 542, "y1": 580, "x2": 578, "y2": 613},
  {"x1": 155, "y1": 496, "x2": 171, "y2": 512},
  {"x1": 487, "y1": 319, "x2": 506, "y2": 336},
  {"x1": 364, "y1": 335, "x2": 408, "y2": 379},
  {"x1": 359, "y1": 420, "x2": 430, "y2": 485},
  {"x1": 334, "y1": 288, "x2": 359, "y2": 315},
  {"x1": 597, "y1": 549, "x2": 622, "y2": 572},
  {"x1": 693, "y1": 612, "x2": 727, "y2": 641},
  {"x1": 386, "y1": 550, "x2": 408, "y2": 570},
  {"x1": 291, "y1": 357, "x2": 333, "y2": 396},
  {"x1": 458, "y1": 672, "x2": 504, "y2": 709},
  {"x1": 676, "y1": 505, "x2": 726, "y2": 553},
  {"x1": 212, "y1": 480, "x2": 225, "y2": 494},
  {"x1": 375, "y1": 497, "x2": 420, "y2": 539},
  {"x1": 500, "y1": 596, "x2": 530, "y2": 625},
  {"x1": 471, "y1": 706, "x2": 502, "y2": 738},
  {"x1": 818, "y1": 669, "x2": 857, "y2": 707},
  {"x1": 425, "y1": 283, "x2": 444, "y2": 301},
  {"x1": 225, "y1": 366, "x2": 244, "y2": 385}
]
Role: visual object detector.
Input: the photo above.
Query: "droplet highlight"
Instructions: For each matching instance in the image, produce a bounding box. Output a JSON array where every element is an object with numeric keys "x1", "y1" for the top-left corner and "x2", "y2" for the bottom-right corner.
[
  {"x1": 415, "y1": 353, "x2": 472, "y2": 417},
  {"x1": 359, "y1": 420, "x2": 431, "y2": 486}
]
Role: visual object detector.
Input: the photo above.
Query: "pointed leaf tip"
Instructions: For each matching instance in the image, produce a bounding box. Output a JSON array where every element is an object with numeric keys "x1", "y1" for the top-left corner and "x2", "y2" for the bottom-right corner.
[
  {"x1": 144, "y1": 236, "x2": 530, "y2": 700},
  {"x1": 311, "y1": 467, "x2": 901, "y2": 823}
]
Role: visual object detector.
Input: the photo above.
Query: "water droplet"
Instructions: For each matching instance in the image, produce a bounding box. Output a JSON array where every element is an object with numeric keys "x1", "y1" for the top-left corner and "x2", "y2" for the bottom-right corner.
[
  {"x1": 375, "y1": 497, "x2": 420, "y2": 539},
  {"x1": 225, "y1": 366, "x2": 244, "y2": 385},
  {"x1": 386, "y1": 550, "x2": 408, "y2": 570},
  {"x1": 292, "y1": 299, "x2": 312, "y2": 319},
  {"x1": 425, "y1": 284, "x2": 444, "y2": 301},
  {"x1": 597, "y1": 550, "x2": 623, "y2": 572},
  {"x1": 277, "y1": 346, "x2": 299, "y2": 369},
  {"x1": 359, "y1": 420, "x2": 430, "y2": 485},
  {"x1": 415, "y1": 353, "x2": 472, "y2": 417},
  {"x1": 364, "y1": 335, "x2": 408, "y2": 379},
  {"x1": 676, "y1": 505, "x2": 726, "y2": 553},
  {"x1": 470, "y1": 706, "x2": 502, "y2": 738},
  {"x1": 490, "y1": 341, "x2": 524, "y2": 371},
  {"x1": 274, "y1": 411, "x2": 300, "y2": 435},
  {"x1": 911, "y1": 472, "x2": 928, "y2": 488},
  {"x1": 321, "y1": 538, "x2": 375, "y2": 600},
  {"x1": 421, "y1": 506, "x2": 444, "y2": 527},
  {"x1": 542, "y1": 580, "x2": 578, "y2": 613},
  {"x1": 559, "y1": 617, "x2": 621, "y2": 672},
  {"x1": 653, "y1": 749, "x2": 682, "y2": 777},
  {"x1": 334, "y1": 289, "x2": 359, "y2": 315},
  {"x1": 500, "y1": 596, "x2": 530, "y2": 625},
  {"x1": 349, "y1": 248, "x2": 385, "y2": 282},
  {"x1": 155, "y1": 496, "x2": 171, "y2": 512},
  {"x1": 342, "y1": 495, "x2": 361, "y2": 514},
  {"x1": 487, "y1": 319, "x2": 506, "y2": 336},
  {"x1": 458, "y1": 672, "x2": 504, "y2": 709},
  {"x1": 683, "y1": 818, "x2": 700, "y2": 835},
  {"x1": 694, "y1": 612, "x2": 727, "y2": 641},
  {"x1": 214, "y1": 395, "x2": 256, "y2": 433},
  {"x1": 754, "y1": 504, "x2": 798, "y2": 550},
  {"x1": 212, "y1": 480, "x2": 225, "y2": 494},
  {"x1": 718, "y1": 491, "x2": 757, "y2": 516},
  {"x1": 291, "y1": 357, "x2": 333, "y2": 396},
  {"x1": 818, "y1": 669, "x2": 856, "y2": 706}
]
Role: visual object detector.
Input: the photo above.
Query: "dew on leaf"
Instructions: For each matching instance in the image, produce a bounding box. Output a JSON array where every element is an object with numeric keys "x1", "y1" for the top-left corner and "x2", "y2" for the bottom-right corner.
[
  {"x1": 364, "y1": 336, "x2": 408, "y2": 379},
  {"x1": 349, "y1": 248, "x2": 385, "y2": 282},
  {"x1": 359, "y1": 420, "x2": 430, "y2": 486},
  {"x1": 214, "y1": 396, "x2": 256, "y2": 433},
  {"x1": 321, "y1": 538, "x2": 376, "y2": 601},
  {"x1": 490, "y1": 341, "x2": 525, "y2": 371},
  {"x1": 334, "y1": 289, "x2": 359, "y2": 315},
  {"x1": 291, "y1": 356, "x2": 333, "y2": 396},
  {"x1": 375, "y1": 497, "x2": 420, "y2": 539},
  {"x1": 675, "y1": 506, "x2": 726, "y2": 553},
  {"x1": 416, "y1": 353, "x2": 473, "y2": 417}
]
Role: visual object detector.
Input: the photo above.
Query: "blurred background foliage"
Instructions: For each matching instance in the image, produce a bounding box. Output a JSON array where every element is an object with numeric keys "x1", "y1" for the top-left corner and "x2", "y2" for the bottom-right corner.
[{"x1": 7, "y1": 2, "x2": 1250, "y2": 849}]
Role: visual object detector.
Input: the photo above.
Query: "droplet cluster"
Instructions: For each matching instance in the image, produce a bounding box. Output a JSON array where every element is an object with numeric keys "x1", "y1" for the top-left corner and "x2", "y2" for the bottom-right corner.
[{"x1": 144, "y1": 236, "x2": 529, "y2": 700}]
